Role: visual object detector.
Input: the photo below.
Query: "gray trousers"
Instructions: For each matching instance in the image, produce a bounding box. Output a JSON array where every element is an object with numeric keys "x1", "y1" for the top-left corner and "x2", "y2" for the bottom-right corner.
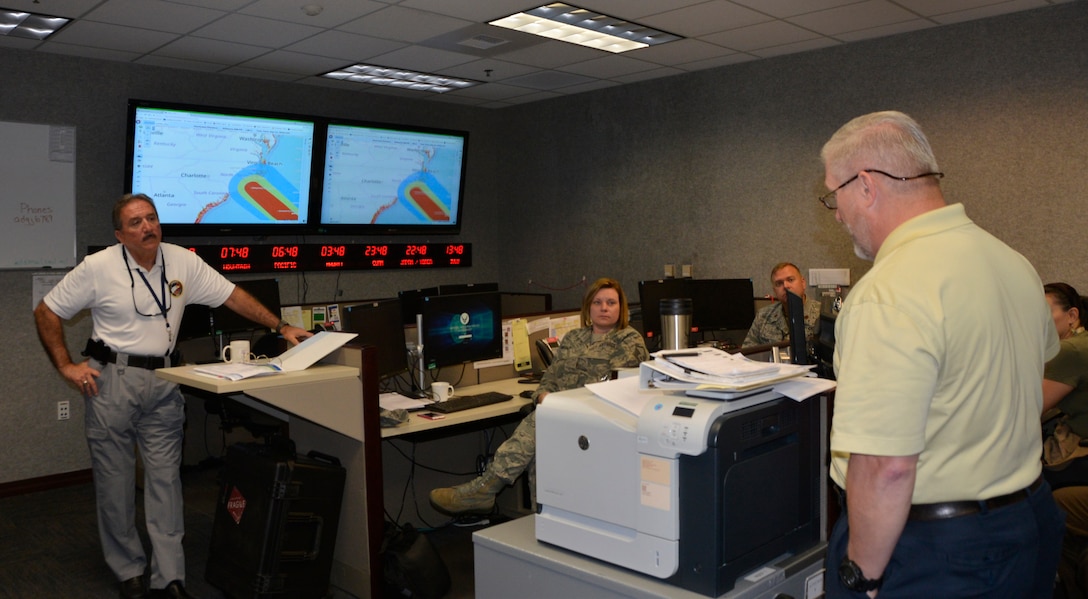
[{"x1": 85, "y1": 361, "x2": 186, "y2": 588}]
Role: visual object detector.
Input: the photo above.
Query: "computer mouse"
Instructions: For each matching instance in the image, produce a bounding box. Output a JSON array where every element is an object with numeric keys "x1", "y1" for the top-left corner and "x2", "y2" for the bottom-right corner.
[{"x1": 520, "y1": 389, "x2": 535, "y2": 399}]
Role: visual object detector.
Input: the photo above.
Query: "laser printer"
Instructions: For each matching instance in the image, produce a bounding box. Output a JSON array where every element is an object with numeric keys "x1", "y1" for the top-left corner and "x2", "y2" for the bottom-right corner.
[{"x1": 535, "y1": 385, "x2": 824, "y2": 597}]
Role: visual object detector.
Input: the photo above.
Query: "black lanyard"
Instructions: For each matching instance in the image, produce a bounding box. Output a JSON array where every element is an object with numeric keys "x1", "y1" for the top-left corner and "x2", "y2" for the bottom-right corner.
[{"x1": 122, "y1": 246, "x2": 172, "y2": 342}]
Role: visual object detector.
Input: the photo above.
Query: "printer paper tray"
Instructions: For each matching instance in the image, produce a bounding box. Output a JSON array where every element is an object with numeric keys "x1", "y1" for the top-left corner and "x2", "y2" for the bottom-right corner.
[{"x1": 535, "y1": 509, "x2": 678, "y2": 579}]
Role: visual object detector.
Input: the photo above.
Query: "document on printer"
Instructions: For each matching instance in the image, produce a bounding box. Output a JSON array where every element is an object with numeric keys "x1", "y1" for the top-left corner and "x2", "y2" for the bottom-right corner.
[
  {"x1": 586, "y1": 375, "x2": 652, "y2": 416},
  {"x1": 643, "y1": 347, "x2": 812, "y2": 390}
]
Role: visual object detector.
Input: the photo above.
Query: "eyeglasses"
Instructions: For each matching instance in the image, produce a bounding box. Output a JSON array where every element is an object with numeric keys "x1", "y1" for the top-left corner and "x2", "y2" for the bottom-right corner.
[{"x1": 818, "y1": 169, "x2": 944, "y2": 210}]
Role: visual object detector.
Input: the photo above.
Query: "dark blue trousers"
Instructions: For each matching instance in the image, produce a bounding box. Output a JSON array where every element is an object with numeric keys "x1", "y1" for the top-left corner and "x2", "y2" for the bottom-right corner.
[{"x1": 826, "y1": 479, "x2": 1064, "y2": 598}]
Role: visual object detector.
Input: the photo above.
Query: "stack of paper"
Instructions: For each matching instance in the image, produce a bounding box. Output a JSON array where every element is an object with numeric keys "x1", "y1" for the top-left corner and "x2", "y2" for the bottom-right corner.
[{"x1": 641, "y1": 347, "x2": 812, "y2": 391}]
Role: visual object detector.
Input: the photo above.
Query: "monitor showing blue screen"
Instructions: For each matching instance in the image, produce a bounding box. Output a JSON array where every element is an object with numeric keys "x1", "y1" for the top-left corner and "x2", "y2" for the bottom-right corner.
[
  {"x1": 421, "y1": 292, "x2": 501, "y2": 369},
  {"x1": 126, "y1": 100, "x2": 317, "y2": 235},
  {"x1": 318, "y1": 122, "x2": 467, "y2": 234}
]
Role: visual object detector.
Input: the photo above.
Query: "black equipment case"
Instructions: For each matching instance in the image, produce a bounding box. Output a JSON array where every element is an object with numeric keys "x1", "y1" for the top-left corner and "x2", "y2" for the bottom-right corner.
[{"x1": 206, "y1": 441, "x2": 346, "y2": 598}]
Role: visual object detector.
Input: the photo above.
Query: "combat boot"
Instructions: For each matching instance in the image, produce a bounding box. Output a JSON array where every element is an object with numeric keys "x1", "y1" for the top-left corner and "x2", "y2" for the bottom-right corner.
[{"x1": 429, "y1": 470, "x2": 506, "y2": 515}]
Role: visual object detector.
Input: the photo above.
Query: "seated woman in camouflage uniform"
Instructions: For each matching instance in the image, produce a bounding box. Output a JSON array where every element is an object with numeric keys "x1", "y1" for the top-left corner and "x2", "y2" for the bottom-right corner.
[{"x1": 429, "y1": 277, "x2": 650, "y2": 516}]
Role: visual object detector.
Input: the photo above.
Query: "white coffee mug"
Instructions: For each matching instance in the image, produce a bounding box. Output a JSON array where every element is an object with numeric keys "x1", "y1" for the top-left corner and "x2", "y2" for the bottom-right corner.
[
  {"x1": 430, "y1": 382, "x2": 455, "y2": 402},
  {"x1": 221, "y1": 340, "x2": 251, "y2": 364}
]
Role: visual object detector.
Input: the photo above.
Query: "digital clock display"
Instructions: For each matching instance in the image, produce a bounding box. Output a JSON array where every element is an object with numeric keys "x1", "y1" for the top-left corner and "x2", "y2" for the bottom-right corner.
[{"x1": 186, "y1": 243, "x2": 472, "y2": 273}]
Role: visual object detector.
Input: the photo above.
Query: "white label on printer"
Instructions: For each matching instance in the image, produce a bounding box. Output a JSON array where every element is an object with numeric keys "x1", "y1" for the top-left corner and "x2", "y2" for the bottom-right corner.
[{"x1": 640, "y1": 456, "x2": 671, "y2": 510}]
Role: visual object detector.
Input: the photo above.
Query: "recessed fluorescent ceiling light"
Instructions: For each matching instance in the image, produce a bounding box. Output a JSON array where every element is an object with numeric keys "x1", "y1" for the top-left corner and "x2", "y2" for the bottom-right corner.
[
  {"x1": 490, "y1": 3, "x2": 681, "y2": 54},
  {"x1": 322, "y1": 64, "x2": 481, "y2": 93},
  {"x1": 0, "y1": 8, "x2": 69, "y2": 40}
]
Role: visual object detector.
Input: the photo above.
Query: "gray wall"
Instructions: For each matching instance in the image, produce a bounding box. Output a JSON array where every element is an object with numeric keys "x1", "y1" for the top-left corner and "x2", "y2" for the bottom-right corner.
[
  {"x1": 490, "y1": 2, "x2": 1088, "y2": 309},
  {"x1": 2, "y1": 2, "x2": 1085, "y2": 483}
]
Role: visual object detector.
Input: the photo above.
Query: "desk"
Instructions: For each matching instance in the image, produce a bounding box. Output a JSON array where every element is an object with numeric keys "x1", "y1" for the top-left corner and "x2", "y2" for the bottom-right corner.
[
  {"x1": 158, "y1": 346, "x2": 383, "y2": 599},
  {"x1": 159, "y1": 353, "x2": 539, "y2": 596},
  {"x1": 382, "y1": 378, "x2": 533, "y2": 438}
]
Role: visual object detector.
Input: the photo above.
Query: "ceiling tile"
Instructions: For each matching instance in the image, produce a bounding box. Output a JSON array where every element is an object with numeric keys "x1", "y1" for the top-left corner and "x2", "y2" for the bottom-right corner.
[
  {"x1": 365, "y1": 44, "x2": 479, "y2": 72},
  {"x1": 0, "y1": 0, "x2": 106, "y2": 19},
  {"x1": 153, "y1": 37, "x2": 269, "y2": 65},
  {"x1": 337, "y1": 5, "x2": 473, "y2": 43},
  {"x1": 701, "y1": 20, "x2": 822, "y2": 52},
  {"x1": 398, "y1": 0, "x2": 537, "y2": 22},
  {"x1": 284, "y1": 30, "x2": 407, "y2": 62},
  {"x1": 437, "y1": 58, "x2": 541, "y2": 83},
  {"x1": 749, "y1": 36, "x2": 841, "y2": 58},
  {"x1": 559, "y1": 55, "x2": 661, "y2": 79},
  {"x1": 48, "y1": 21, "x2": 179, "y2": 53},
  {"x1": 238, "y1": 0, "x2": 387, "y2": 27},
  {"x1": 38, "y1": 42, "x2": 142, "y2": 62},
  {"x1": 931, "y1": 0, "x2": 1055, "y2": 24},
  {"x1": 492, "y1": 40, "x2": 602, "y2": 70},
  {"x1": 240, "y1": 50, "x2": 351, "y2": 75},
  {"x1": 788, "y1": 1, "x2": 920, "y2": 36},
  {"x1": 728, "y1": 0, "x2": 864, "y2": 18},
  {"x1": 630, "y1": 38, "x2": 738, "y2": 66},
  {"x1": 190, "y1": 13, "x2": 324, "y2": 48},
  {"x1": 82, "y1": 0, "x2": 224, "y2": 34},
  {"x1": 502, "y1": 70, "x2": 598, "y2": 91},
  {"x1": 835, "y1": 18, "x2": 935, "y2": 42},
  {"x1": 639, "y1": 0, "x2": 772, "y2": 37},
  {"x1": 572, "y1": 0, "x2": 709, "y2": 20}
]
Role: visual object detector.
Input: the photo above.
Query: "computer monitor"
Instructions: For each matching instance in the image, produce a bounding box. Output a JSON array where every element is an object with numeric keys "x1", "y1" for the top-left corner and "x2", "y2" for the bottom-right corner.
[
  {"x1": 397, "y1": 286, "x2": 439, "y2": 325},
  {"x1": 637, "y1": 278, "x2": 689, "y2": 341},
  {"x1": 212, "y1": 278, "x2": 281, "y2": 335},
  {"x1": 420, "y1": 292, "x2": 502, "y2": 370},
  {"x1": 687, "y1": 279, "x2": 756, "y2": 332},
  {"x1": 176, "y1": 304, "x2": 213, "y2": 341},
  {"x1": 438, "y1": 282, "x2": 498, "y2": 295},
  {"x1": 785, "y1": 290, "x2": 808, "y2": 366},
  {"x1": 500, "y1": 292, "x2": 553, "y2": 317},
  {"x1": 342, "y1": 299, "x2": 409, "y2": 379}
]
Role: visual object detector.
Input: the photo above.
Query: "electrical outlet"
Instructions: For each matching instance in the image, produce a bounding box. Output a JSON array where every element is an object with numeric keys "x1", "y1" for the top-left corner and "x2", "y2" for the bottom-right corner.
[{"x1": 57, "y1": 400, "x2": 70, "y2": 421}]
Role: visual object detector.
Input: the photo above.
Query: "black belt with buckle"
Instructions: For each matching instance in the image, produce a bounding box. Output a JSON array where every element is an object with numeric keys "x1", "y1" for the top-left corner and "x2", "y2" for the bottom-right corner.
[
  {"x1": 82, "y1": 338, "x2": 180, "y2": 370},
  {"x1": 907, "y1": 475, "x2": 1044, "y2": 522},
  {"x1": 835, "y1": 475, "x2": 1043, "y2": 522}
]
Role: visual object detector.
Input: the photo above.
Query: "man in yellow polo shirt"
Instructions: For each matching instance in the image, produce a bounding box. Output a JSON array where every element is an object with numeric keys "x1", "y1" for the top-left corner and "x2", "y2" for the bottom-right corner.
[{"x1": 819, "y1": 111, "x2": 1062, "y2": 598}]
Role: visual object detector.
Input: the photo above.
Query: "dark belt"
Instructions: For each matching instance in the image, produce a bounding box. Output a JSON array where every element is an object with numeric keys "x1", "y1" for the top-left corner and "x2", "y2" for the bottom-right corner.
[
  {"x1": 83, "y1": 339, "x2": 180, "y2": 370},
  {"x1": 835, "y1": 475, "x2": 1044, "y2": 522},
  {"x1": 907, "y1": 475, "x2": 1044, "y2": 522}
]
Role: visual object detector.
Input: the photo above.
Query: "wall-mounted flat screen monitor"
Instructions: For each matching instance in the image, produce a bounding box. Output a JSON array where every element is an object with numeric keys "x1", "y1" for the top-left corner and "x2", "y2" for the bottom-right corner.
[
  {"x1": 211, "y1": 278, "x2": 281, "y2": 336},
  {"x1": 342, "y1": 298, "x2": 408, "y2": 379},
  {"x1": 420, "y1": 292, "x2": 501, "y2": 370},
  {"x1": 317, "y1": 121, "x2": 468, "y2": 234},
  {"x1": 125, "y1": 99, "x2": 318, "y2": 236}
]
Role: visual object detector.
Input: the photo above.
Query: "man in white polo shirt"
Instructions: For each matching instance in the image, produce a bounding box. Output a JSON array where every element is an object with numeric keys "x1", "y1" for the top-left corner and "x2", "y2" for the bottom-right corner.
[{"x1": 34, "y1": 194, "x2": 310, "y2": 599}]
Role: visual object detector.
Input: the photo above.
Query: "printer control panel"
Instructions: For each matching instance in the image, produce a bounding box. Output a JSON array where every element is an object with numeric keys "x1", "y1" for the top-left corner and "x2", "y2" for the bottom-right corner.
[{"x1": 638, "y1": 396, "x2": 729, "y2": 458}]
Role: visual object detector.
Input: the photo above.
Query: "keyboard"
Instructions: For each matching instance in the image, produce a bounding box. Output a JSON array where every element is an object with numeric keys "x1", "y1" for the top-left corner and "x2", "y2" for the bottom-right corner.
[{"x1": 428, "y1": 391, "x2": 514, "y2": 414}]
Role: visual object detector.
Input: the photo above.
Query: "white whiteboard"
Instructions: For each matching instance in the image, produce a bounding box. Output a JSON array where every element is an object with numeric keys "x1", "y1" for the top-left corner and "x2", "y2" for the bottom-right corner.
[{"x1": 0, "y1": 121, "x2": 77, "y2": 269}]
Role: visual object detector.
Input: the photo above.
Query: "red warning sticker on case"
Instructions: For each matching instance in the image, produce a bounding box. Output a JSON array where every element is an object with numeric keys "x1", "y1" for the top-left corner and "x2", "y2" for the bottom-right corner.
[{"x1": 227, "y1": 486, "x2": 247, "y2": 524}]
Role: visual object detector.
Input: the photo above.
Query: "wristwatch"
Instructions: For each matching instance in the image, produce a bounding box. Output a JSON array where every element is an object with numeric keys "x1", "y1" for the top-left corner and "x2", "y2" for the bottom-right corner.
[
  {"x1": 839, "y1": 557, "x2": 883, "y2": 593},
  {"x1": 274, "y1": 320, "x2": 290, "y2": 334}
]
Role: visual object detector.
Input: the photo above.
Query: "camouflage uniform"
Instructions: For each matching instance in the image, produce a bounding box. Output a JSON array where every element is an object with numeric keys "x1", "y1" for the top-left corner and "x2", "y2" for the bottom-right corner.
[
  {"x1": 489, "y1": 325, "x2": 649, "y2": 485},
  {"x1": 742, "y1": 298, "x2": 822, "y2": 350}
]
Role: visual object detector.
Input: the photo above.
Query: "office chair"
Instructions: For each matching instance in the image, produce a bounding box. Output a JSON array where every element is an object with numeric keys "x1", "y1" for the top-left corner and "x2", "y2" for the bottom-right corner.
[{"x1": 535, "y1": 339, "x2": 556, "y2": 369}]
